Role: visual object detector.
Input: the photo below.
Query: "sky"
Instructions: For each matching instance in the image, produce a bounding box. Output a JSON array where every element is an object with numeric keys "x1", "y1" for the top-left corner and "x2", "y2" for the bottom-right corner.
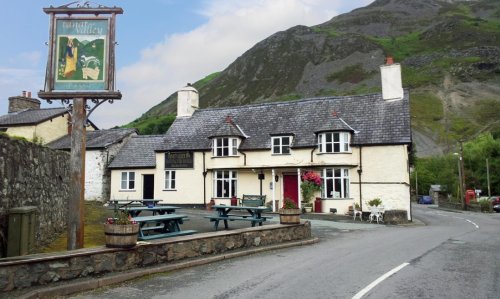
[{"x1": 0, "y1": 0, "x2": 374, "y2": 129}]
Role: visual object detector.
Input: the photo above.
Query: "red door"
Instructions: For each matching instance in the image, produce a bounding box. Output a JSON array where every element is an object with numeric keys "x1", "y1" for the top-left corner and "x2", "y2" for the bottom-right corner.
[{"x1": 283, "y1": 174, "x2": 299, "y2": 206}]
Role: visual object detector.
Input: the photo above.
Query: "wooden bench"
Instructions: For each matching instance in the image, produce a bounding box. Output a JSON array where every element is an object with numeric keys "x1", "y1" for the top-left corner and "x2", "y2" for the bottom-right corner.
[
  {"x1": 138, "y1": 230, "x2": 197, "y2": 240},
  {"x1": 204, "y1": 215, "x2": 269, "y2": 230},
  {"x1": 241, "y1": 194, "x2": 266, "y2": 207},
  {"x1": 132, "y1": 214, "x2": 196, "y2": 240}
]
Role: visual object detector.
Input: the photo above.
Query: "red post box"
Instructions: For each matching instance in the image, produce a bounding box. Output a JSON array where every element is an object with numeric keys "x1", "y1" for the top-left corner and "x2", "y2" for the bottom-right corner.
[{"x1": 465, "y1": 190, "x2": 475, "y2": 205}]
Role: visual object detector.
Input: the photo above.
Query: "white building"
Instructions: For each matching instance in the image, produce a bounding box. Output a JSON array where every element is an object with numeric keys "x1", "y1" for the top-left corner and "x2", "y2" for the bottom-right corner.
[
  {"x1": 48, "y1": 128, "x2": 137, "y2": 201},
  {"x1": 109, "y1": 61, "x2": 412, "y2": 219}
]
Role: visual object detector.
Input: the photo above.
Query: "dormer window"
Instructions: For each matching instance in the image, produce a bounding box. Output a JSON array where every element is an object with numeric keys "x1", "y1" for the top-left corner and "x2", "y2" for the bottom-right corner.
[
  {"x1": 213, "y1": 137, "x2": 238, "y2": 157},
  {"x1": 272, "y1": 136, "x2": 292, "y2": 154},
  {"x1": 318, "y1": 132, "x2": 350, "y2": 153}
]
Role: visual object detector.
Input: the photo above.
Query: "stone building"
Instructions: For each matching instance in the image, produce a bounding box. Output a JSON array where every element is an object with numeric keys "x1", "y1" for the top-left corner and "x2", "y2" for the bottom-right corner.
[{"x1": 48, "y1": 128, "x2": 137, "y2": 201}]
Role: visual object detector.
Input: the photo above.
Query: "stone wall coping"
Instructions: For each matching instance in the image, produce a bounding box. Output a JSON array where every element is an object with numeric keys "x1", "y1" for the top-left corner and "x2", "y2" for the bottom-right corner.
[{"x1": 0, "y1": 223, "x2": 306, "y2": 266}]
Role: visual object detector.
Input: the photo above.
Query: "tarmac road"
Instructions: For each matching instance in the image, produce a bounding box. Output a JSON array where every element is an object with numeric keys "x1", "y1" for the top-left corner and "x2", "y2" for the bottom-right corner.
[{"x1": 66, "y1": 204, "x2": 500, "y2": 299}]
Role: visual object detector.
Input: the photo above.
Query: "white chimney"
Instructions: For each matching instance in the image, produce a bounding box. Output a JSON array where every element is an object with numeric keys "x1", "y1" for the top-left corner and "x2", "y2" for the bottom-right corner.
[
  {"x1": 177, "y1": 84, "x2": 199, "y2": 118},
  {"x1": 380, "y1": 56, "x2": 404, "y2": 100}
]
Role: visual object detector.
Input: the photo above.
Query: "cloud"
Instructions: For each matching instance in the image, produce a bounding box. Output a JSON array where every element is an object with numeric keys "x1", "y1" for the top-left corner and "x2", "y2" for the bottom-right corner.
[
  {"x1": 99, "y1": 0, "x2": 369, "y2": 128},
  {"x1": 0, "y1": 67, "x2": 44, "y2": 97}
]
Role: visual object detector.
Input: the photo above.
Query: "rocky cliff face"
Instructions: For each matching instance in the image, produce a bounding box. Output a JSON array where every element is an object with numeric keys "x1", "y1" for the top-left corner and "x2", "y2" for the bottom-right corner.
[{"x1": 135, "y1": 0, "x2": 500, "y2": 157}]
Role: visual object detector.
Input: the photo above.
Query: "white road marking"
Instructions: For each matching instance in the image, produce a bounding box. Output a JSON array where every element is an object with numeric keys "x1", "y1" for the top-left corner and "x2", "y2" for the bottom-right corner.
[
  {"x1": 465, "y1": 219, "x2": 479, "y2": 229},
  {"x1": 352, "y1": 262, "x2": 410, "y2": 299}
]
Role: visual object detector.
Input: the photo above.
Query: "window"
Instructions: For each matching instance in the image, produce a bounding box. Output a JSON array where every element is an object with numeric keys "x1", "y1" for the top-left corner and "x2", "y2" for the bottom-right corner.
[
  {"x1": 318, "y1": 132, "x2": 350, "y2": 153},
  {"x1": 213, "y1": 137, "x2": 238, "y2": 157},
  {"x1": 121, "y1": 171, "x2": 135, "y2": 190},
  {"x1": 272, "y1": 136, "x2": 291, "y2": 154},
  {"x1": 213, "y1": 170, "x2": 237, "y2": 198},
  {"x1": 322, "y1": 168, "x2": 349, "y2": 199},
  {"x1": 165, "y1": 170, "x2": 176, "y2": 190}
]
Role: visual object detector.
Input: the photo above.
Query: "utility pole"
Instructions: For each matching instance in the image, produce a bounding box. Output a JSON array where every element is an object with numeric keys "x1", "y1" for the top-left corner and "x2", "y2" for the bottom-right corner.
[
  {"x1": 459, "y1": 141, "x2": 466, "y2": 210},
  {"x1": 486, "y1": 158, "x2": 491, "y2": 198}
]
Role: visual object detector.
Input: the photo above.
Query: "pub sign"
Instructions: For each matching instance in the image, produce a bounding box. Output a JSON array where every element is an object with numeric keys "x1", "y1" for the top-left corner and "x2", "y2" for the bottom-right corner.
[
  {"x1": 165, "y1": 152, "x2": 194, "y2": 169},
  {"x1": 40, "y1": 4, "x2": 122, "y2": 98}
]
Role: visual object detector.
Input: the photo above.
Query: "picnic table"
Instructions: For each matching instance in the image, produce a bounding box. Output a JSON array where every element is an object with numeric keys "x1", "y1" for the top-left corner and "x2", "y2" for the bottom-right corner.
[
  {"x1": 120, "y1": 205, "x2": 179, "y2": 217},
  {"x1": 109, "y1": 199, "x2": 161, "y2": 209},
  {"x1": 132, "y1": 214, "x2": 197, "y2": 240},
  {"x1": 205, "y1": 204, "x2": 272, "y2": 230}
]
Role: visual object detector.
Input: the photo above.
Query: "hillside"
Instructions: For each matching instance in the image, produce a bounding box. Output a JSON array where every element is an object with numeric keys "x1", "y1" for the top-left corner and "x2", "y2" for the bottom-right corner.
[{"x1": 126, "y1": 0, "x2": 500, "y2": 157}]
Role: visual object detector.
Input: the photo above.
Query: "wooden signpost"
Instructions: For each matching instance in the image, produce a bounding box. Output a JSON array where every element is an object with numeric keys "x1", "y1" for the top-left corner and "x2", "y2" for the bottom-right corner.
[{"x1": 38, "y1": 2, "x2": 123, "y2": 250}]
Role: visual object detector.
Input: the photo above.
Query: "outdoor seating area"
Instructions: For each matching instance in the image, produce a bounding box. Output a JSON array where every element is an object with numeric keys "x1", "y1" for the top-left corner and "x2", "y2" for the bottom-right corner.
[
  {"x1": 205, "y1": 204, "x2": 272, "y2": 230},
  {"x1": 110, "y1": 199, "x2": 197, "y2": 240}
]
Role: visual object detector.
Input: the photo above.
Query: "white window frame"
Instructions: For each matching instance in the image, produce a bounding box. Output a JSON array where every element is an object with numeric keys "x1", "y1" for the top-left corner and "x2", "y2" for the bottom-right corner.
[
  {"x1": 322, "y1": 168, "x2": 349, "y2": 199},
  {"x1": 271, "y1": 136, "x2": 292, "y2": 154},
  {"x1": 318, "y1": 132, "x2": 350, "y2": 153},
  {"x1": 165, "y1": 170, "x2": 176, "y2": 190},
  {"x1": 213, "y1": 170, "x2": 238, "y2": 198},
  {"x1": 120, "y1": 171, "x2": 135, "y2": 190},
  {"x1": 213, "y1": 137, "x2": 239, "y2": 157}
]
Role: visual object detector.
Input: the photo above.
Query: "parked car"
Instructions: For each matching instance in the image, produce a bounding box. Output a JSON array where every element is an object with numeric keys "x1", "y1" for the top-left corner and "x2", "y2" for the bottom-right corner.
[{"x1": 491, "y1": 196, "x2": 500, "y2": 212}]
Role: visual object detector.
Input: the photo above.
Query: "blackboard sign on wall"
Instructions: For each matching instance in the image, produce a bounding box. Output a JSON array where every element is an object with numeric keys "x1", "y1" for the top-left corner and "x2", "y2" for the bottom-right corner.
[{"x1": 165, "y1": 151, "x2": 194, "y2": 168}]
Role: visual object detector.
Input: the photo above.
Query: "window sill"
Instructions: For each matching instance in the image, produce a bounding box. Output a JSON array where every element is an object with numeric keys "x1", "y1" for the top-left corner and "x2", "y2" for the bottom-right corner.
[
  {"x1": 119, "y1": 190, "x2": 136, "y2": 192},
  {"x1": 163, "y1": 189, "x2": 177, "y2": 191},
  {"x1": 271, "y1": 153, "x2": 291, "y2": 156},
  {"x1": 316, "y1": 152, "x2": 352, "y2": 155},
  {"x1": 322, "y1": 197, "x2": 353, "y2": 200},
  {"x1": 211, "y1": 156, "x2": 240, "y2": 159}
]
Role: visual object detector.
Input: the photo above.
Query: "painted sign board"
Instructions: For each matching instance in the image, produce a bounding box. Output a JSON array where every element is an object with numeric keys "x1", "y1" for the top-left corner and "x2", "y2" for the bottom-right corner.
[
  {"x1": 54, "y1": 18, "x2": 109, "y2": 91},
  {"x1": 165, "y1": 152, "x2": 194, "y2": 169},
  {"x1": 39, "y1": 5, "x2": 123, "y2": 100}
]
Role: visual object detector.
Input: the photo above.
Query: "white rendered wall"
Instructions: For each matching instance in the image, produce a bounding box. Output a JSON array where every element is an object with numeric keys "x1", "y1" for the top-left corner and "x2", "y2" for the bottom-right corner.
[
  {"x1": 109, "y1": 144, "x2": 410, "y2": 218},
  {"x1": 85, "y1": 150, "x2": 106, "y2": 201}
]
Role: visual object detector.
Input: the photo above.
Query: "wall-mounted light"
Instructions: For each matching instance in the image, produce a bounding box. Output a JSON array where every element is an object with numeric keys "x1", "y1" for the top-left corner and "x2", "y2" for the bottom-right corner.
[{"x1": 275, "y1": 175, "x2": 279, "y2": 182}]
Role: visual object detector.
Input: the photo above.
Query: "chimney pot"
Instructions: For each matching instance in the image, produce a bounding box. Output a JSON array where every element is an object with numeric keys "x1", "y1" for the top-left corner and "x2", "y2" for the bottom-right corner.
[
  {"x1": 27, "y1": 91, "x2": 31, "y2": 98},
  {"x1": 22, "y1": 91, "x2": 26, "y2": 97},
  {"x1": 386, "y1": 56, "x2": 394, "y2": 65}
]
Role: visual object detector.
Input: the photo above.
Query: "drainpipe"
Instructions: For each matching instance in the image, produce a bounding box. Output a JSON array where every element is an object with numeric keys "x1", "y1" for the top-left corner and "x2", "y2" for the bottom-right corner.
[
  {"x1": 272, "y1": 168, "x2": 276, "y2": 212},
  {"x1": 203, "y1": 152, "x2": 207, "y2": 207},
  {"x1": 310, "y1": 146, "x2": 316, "y2": 163},
  {"x1": 238, "y1": 149, "x2": 247, "y2": 166},
  {"x1": 357, "y1": 146, "x2": 363, "y2": 211}
]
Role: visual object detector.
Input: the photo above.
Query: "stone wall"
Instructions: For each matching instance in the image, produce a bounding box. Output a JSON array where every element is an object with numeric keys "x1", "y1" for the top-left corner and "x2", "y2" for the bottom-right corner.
[
  {"x1": 0, "y1": 223, "x2": 312, "y2": 293},
  {"x1": 0, "y1": 134, "x2": 70, "y2": 256}
]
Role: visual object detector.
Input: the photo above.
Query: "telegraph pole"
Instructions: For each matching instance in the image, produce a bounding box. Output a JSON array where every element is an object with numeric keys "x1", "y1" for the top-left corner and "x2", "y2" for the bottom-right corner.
[{"x1": 459, "y1": 141, "x2": 466, "y2": 210}]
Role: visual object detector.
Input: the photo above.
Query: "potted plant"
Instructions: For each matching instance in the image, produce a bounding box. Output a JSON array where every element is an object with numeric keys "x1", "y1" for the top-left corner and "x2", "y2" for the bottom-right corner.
[
  {"x1": 300, "y1": 171, "x2": 322, "y2": 213},
  {"x1": 368, "y1": 198, "x2": 382, "y2": 207},
  {"x1": 279, "y1": 198, "x2": 301, "y2": 224},
  {"x1": 103, "y1": 206, "x2": 140, "y2": 248}
]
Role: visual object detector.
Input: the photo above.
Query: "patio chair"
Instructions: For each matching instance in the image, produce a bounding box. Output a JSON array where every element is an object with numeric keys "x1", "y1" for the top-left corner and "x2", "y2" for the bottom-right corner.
[{"x1": 369, "y1": 206, "x2": 384, "y2": 224}]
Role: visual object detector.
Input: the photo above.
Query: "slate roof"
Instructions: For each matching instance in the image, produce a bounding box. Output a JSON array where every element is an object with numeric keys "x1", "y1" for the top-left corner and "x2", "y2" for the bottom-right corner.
[
  {"x1": 159, "y1": 90, "x2": 411, "y2": 151},
  {"x1": 209, "y1": 117, "x2": 247, "y2": 138},
  {"x1": 0, "y1": 107, "x2": 67, "y2": 126},
  {"x1": 47, "y1": 128, "x2": 137, "y2": 150},
  {"x1": 108, "y1": 135, "x2": 165, "y2": 169}
]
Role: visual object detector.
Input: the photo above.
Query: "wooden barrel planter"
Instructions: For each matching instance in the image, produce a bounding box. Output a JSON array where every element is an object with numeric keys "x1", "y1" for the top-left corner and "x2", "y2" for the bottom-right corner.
[
  {"x1": 103, "y1": 223, "x2": 140, "y2": 248},
  {"x1": 278, "y1": 208, "x2": 301, "y2": 224}
]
